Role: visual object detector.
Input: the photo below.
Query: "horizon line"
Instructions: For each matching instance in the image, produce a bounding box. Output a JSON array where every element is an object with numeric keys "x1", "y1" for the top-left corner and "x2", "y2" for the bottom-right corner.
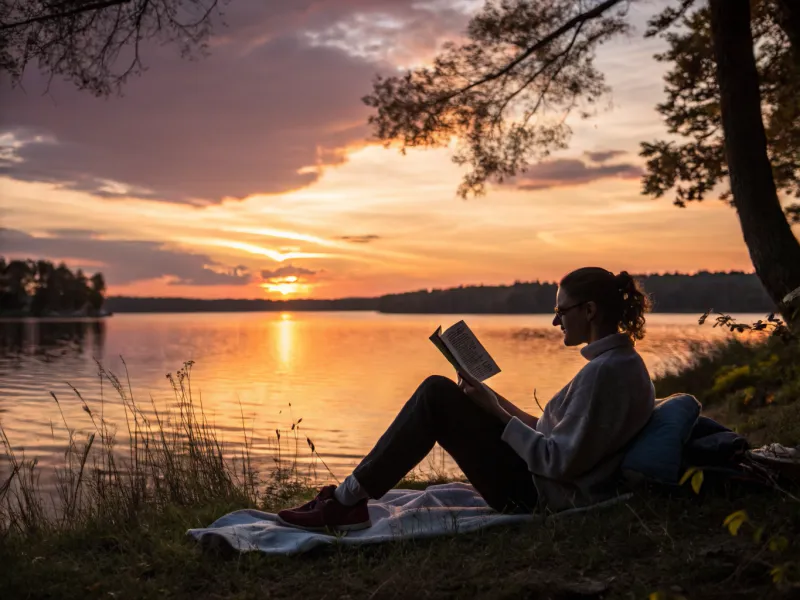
[{"x1": 106, "y1": 269, "x2": 760, "y2": 303}]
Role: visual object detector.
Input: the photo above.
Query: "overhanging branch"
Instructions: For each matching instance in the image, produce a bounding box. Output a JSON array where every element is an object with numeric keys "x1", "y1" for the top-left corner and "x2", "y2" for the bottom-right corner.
[
  {"x1": 437, "y1": 0, "x2": 627, "y2": 104},
  {"x1": 0, "y1": 0, "x2": 134, "y2": 32}
]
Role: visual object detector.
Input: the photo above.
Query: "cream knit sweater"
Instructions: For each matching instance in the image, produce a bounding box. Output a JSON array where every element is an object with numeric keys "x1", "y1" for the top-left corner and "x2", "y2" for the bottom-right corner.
[{"x1": 501, "y1": 333, "x2": 655, "y2": 511}]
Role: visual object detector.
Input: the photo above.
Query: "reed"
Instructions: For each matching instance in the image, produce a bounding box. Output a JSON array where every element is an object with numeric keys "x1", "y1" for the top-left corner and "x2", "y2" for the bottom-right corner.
[{"x1": 0, "y1": 360, "x2": 332, "y2": 536}]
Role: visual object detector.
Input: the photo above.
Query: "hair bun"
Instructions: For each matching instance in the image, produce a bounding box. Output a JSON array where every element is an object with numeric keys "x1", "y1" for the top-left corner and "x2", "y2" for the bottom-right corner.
[
  {"x1": 614, "y1": 271, "x2": 634, "y2": 290},
  {"x1": 559, "y1": 266, "x2": 651, "y2": 341}
]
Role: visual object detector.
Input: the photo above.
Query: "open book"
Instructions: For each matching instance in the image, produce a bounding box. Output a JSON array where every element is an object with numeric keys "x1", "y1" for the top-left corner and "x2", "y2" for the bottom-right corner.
[{"x1": 429, "y1": 320, "x2": 501, "y2": 382}]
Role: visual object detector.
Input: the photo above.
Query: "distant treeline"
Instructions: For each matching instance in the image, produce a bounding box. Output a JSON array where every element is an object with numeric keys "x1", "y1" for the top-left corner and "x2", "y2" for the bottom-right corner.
[
  {"x1": 0, "y1": 258, "x2": 106, "y2": 316},
  {"x1": 376, "y1": 272, "x2": 774, "y2": 314},
  {"x1": 105, "y1": 296, "x2": 377, "y2": 313},
  {"x1": 105, "y1": 271, "x2": 775, "y2": 315}
]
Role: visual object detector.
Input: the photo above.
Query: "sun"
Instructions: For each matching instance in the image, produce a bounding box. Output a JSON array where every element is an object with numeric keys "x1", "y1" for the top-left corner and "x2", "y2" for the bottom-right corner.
[
  {"x1": 259, "y1": 273, "x2": 313, "y2": 297},
  {"x1": 266, "y1": 282, "x2": 300, "y2": 296},
  {"x1": 260, "y1": 275, "x2": 310, "y2": 297}
]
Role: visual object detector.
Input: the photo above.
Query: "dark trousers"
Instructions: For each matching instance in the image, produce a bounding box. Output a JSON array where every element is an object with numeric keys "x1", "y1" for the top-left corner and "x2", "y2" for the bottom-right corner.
[{"x1": 352, "y1": 375, "x2": 538, "y2": 513}]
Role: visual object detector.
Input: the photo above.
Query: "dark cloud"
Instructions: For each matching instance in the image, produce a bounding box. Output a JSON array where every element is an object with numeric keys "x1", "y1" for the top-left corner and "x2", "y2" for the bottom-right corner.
[
  {"x1": 584, "y1": 149, "x2": 627, "y2": 164},
  {"x1": 338, "y1": 234, "x2": 381, "y2": 243},
  {"x1": 260, "y1": 264, "x2": 317, "y2": 279},
  {"x1": 0, "y1": 1, "x2": 470, "y2": 205},
  {"x1": 0, "y1": 38, "x2": 373, "y2": 204},
  {"x1": 513, "y1": 158, "x2": 643, "y2": 191},
  {"x1": 0, "y1": 228, "x2": 252, "y2": 286}
]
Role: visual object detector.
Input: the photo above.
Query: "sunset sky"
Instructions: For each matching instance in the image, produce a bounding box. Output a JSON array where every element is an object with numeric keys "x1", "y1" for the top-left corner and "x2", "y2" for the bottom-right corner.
[{"x1": 0, "y1": 0, "x2": 776, "y2": 300}]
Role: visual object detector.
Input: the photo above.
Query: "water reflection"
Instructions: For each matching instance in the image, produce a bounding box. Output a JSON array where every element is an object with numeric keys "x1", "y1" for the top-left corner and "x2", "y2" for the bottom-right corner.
[
  {"x1": 276, "y1": 313, "x2": 295, "y2": 369},
  {"x1": 0, "y1": 319, "x2": 106, "y2": 361},
  {"x1": 0, "y1": 312, "x2": 746, "y2": 485}
]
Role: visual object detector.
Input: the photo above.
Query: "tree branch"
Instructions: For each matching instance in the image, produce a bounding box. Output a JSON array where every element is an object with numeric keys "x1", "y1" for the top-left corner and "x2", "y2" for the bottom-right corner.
[
  {"x1": 0, "y1": 0, "x2": 133, "y2": 32},
  {"x1": 494, "y1": 21, "x2": 585, "y2": 122},
  {"x1": 438, "y1": 0, "x2": 626, "y2": 104}
]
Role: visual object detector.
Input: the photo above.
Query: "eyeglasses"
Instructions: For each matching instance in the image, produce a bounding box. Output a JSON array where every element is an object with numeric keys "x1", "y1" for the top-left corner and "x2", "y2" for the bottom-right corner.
[{"x1": 554, "y1": 301, "x2": 586, "y2": 319}]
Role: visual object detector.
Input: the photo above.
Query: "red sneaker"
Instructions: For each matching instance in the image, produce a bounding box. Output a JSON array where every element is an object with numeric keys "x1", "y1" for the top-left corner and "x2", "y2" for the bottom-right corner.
[{"x1": 276, "y1": 485, "x2": 371, "y2": 532}]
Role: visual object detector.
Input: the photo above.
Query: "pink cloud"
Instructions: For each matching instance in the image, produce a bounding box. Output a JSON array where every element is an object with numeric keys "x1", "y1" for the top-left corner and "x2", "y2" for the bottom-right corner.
[{"x1": 0, "y1": 1, "x2": 471, "y2": 205}]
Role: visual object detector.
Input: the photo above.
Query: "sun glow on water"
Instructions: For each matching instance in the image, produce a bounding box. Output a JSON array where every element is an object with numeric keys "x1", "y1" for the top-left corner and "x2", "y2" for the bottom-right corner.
[{"x1": 276, "y1": 313, "x2": 295, "y2": 367}]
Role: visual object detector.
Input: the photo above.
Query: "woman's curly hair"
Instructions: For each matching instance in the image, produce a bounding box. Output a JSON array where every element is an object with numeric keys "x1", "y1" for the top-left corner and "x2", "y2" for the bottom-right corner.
[{"x1": 559, "y1": 267, "x2": 652, "y2": 341}]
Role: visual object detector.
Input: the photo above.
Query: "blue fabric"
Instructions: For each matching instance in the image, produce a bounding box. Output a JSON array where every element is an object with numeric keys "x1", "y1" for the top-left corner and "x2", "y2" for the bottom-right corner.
[
  {"x1": 621, "y1": 393, "x2": 702, "y2": 484},
  {"x1": 689, "y1": 416, "x2": 732, "y2": 440},
  {"x1": 685, "y1": 431, "x2": 749, "y2": 467}
]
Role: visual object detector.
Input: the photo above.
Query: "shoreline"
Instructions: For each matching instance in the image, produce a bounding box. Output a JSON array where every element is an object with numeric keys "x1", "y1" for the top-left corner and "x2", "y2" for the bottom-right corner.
[{"x1": 0, "y1": 313, "x2": 112, "y2": 320}]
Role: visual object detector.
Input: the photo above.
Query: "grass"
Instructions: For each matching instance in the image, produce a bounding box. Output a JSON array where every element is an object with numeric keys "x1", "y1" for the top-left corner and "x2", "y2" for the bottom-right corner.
[
  {"x1": 3, "y1": 487, "x2": 800, "y2": 599},
  {"x1": 2, "y1": 337, "x2": 800, "y2": 599},
  {"x1": 0, "y1": 360, "x2": 325, "y2": 533},
  {"x1": 655, "y1": 334, "x2": 800, "y2": 446}
]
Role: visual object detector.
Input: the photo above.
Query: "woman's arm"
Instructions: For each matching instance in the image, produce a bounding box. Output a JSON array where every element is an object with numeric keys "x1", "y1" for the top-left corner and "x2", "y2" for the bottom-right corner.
[
  {"x1": 491, "y1": 387, "x2": 539, "y2": 429},
  {"x1": 459, "y1": 375, "x2": 539, "y2": 428}
]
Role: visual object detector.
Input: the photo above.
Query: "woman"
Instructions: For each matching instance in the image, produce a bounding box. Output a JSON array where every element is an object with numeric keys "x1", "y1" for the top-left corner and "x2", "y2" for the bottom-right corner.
[{"x1": 278, "y1": 267, "x2": 656, "y2": 531}]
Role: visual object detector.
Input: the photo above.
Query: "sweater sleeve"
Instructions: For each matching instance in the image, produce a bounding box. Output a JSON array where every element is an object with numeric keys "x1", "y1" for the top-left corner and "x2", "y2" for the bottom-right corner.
[{"x1": 500, "y1": 365, "x2": 624, "y2": 480}]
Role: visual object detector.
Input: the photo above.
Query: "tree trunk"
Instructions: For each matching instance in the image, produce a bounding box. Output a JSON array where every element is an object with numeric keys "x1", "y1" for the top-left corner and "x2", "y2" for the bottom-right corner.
[{"x1": 708, "y1": 0, "x2": 800, "y2": 326}]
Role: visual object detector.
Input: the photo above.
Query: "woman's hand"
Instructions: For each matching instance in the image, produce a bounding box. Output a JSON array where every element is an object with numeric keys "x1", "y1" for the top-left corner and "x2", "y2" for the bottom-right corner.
[{"x1": 457, "y1": 372, "x2": 511, "y2": 424}]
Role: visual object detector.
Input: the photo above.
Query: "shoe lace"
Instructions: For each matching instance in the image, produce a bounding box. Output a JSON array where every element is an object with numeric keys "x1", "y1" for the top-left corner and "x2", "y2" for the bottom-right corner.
[{"x1": 309, "y1": 486, "x2": 335, "y2": 509}]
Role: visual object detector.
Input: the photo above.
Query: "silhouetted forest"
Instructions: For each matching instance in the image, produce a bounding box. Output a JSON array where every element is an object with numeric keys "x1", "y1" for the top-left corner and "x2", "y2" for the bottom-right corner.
[
  {"x1": 376, "y1": 272, "x2": 774, "y2": 314},
  {"x1": 0, "y1": 258, "x2": 106, "y2": 316},
  {"x1": 104, "y1": 271, "x2": 775, "y2": 315},
  {"x1": 105, "y1": 296, "x2": 376, "y2": 313}
]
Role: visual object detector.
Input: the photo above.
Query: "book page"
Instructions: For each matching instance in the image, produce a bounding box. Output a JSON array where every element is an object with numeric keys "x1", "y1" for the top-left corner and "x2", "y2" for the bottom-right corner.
[
  {"x1": 440, "y1": 320, "x2": 501, "y2": 382},
  {"x1": 428, "y1": 326, "x2": 464, "y2": 373}
]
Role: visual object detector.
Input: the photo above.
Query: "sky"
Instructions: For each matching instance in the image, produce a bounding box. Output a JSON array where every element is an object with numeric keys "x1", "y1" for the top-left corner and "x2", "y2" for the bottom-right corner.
[{"x1": 0, "y1": 0, "x2": 778, "y2": 300}]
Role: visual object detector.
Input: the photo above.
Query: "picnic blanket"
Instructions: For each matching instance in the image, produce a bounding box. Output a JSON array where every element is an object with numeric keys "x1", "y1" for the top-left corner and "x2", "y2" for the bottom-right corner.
[{"x1": 187, "y1": 482, "x2": 631, "y2": 555}]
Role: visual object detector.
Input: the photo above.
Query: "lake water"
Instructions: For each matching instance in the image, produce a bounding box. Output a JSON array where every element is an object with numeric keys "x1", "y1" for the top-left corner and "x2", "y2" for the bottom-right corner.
[{"x1": 0, "y1": 312, "x2": 750, "y2": 484}]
